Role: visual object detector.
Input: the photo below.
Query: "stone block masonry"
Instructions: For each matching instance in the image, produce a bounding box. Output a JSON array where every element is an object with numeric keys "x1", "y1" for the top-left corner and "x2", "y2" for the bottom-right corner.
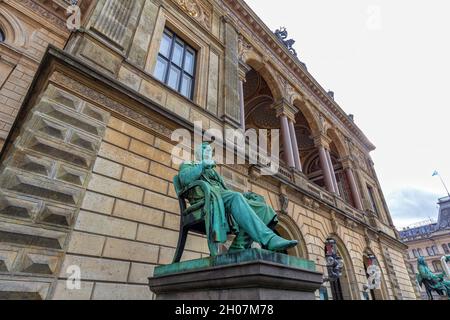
[{"x1": 0, "y1": 83, "x2": 109, "y2": 299}]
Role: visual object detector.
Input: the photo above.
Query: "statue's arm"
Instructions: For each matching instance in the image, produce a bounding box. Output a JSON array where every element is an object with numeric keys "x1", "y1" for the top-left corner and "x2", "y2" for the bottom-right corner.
[
  {"x1": 243, "y1": 192, "x2": 266, "y2": 203},
  {"x1": 179, "y1": 162, "x2": 204, "y2": 188}
]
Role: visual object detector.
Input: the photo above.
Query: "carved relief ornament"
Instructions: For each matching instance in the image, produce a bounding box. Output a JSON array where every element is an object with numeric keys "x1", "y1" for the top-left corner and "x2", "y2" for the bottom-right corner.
[
  {"x1": 172, "y1": 0, "x2": 211, "y2": 29},
  {"x1": 238, "y1": 35, "x2": 252, "y2": 62}
]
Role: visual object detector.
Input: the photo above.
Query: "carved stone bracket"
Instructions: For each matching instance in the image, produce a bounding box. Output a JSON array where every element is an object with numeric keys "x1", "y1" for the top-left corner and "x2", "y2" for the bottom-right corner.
[
  {"x1": 272, "y1": 99, "x2": 298, "y2": 122},
  {"x1": 312, "y1": 133, "x2": 332, "y2": 150},
  {"x1": 237, "y1": 34, "x2": 252, "y2": 63},
  {"x1": 330, "y1": 210, "x2": 340, "y2": 234},
  {"x1": 279, "y1": 193, "x2": 289, "y2": 215}
]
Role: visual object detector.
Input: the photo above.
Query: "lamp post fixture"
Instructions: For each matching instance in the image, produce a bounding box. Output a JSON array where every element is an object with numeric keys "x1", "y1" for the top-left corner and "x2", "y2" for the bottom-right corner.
[
  {"x1": 363, "y1": 253, "x2": 381, "y2": 291},
  {"x1": 323, "y1": 238, "x2": 344, "y2": 283}
]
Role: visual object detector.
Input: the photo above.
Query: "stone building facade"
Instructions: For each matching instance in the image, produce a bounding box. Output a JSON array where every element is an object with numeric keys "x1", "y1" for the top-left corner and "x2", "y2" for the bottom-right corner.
[{"x1": 0, "y1": 0, "x2": 417, "y2": 300}]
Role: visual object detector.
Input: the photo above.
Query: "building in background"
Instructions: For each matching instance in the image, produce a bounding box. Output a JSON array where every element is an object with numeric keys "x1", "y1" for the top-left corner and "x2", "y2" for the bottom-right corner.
[
  {"x1": 400, "y1": 196, "x2": 450, "y2": 299},
  {"x1": 0, "y1": 0, "x2": 417, "y2": 299}
]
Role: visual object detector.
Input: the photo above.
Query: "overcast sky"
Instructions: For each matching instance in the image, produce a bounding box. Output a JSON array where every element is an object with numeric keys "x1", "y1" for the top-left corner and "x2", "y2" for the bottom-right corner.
[{"x1": 244, "y1": 0, "x2": 450, "y2": 229}]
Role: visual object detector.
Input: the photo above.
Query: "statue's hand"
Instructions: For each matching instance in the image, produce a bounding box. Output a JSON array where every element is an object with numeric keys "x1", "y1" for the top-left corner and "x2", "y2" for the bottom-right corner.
[{"x1": 202, "y1": 159, "x2": 216, "y2": 169}]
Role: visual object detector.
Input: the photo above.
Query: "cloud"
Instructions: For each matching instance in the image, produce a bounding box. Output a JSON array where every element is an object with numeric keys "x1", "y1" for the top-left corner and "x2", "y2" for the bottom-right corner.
[{"x1": 386, "y1": 188, "x2": 441, "y2": 229}]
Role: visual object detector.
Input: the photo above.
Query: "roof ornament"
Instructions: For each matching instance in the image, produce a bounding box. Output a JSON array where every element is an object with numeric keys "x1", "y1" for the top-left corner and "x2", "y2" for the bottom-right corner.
[
  {"x1": 274, "y1": 27, "x2": 307, "y2": 69},
  {"x1": 274, "y1": 27, "x2": 297, "y2": 57}
]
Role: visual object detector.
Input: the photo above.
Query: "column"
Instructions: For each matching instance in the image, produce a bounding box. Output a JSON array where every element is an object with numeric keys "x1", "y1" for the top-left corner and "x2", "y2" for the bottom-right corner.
[
  {"x1": 280, "y1": 115, "x2": 295, "y2": 168},
  {"x1": 239, "y1": 80, "x2": 245, "y2": 130},
  {"x1": 345, "y1": 167, "x2": 364, "y2": 211},
  {"x1": 222, "y1": 17, "x2": 241, "y2": 127},
  {"x1": 318, "y1": 146, "x2": 335, "y2": 193},
  {"x1": 326, "y1": 149, "x2": 340, "y2": 196},
  {"x1": 238, "y1": 62, "x2": 250, "y2": 130},
  {"x1": 288, "y1": 120, "x2": 302, "y2": 171}
]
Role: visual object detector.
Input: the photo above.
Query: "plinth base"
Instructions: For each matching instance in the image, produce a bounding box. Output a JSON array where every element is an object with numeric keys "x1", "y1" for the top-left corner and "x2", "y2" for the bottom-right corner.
[{"x1": 148, "y1": 249, "x2": 323, "y2": 300}]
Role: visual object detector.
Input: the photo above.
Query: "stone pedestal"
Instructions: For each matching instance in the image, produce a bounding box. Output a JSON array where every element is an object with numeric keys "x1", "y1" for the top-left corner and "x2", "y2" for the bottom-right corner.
[{"x1": 148, "y1": 249, "x2": 323, "y2": 300}]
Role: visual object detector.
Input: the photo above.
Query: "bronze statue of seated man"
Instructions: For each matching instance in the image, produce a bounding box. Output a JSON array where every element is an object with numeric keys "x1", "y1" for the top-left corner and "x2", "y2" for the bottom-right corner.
[{"x1": 178, "y1": 142, "x2": 298, "y2": 252}]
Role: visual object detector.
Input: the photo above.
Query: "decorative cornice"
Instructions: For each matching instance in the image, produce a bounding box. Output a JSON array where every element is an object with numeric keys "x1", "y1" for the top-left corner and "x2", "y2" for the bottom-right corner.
[
  {"x1": 221, "y1": 0, "x2": 376, "y2": 152},
  {"x1": 13, "y1": 0, "x2": 67, "y2": 31},
  {"x1": 272, "y1": 99, "x2": 298, "y2": 122},
  {"x1": 51, "y1": 72, "x2": 173, "y2": 137}
]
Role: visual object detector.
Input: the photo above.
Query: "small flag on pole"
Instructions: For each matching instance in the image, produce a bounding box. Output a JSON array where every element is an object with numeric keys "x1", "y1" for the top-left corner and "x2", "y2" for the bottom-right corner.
[{"x1": 432, "y1": 170, "x2": 450, "y2": 197}]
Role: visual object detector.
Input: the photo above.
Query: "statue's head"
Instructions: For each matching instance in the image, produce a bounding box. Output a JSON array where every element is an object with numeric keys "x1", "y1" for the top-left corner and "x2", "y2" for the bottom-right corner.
[
  {"x1": 195, "y1": 142, "x2": 213, "y2": 162},
  {"x1": 417, "y1": 256, "x2": 426, "y2": 266}
]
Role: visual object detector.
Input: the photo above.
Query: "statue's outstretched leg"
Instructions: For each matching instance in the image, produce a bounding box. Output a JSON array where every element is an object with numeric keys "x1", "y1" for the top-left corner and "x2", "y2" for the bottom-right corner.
[
  {"x1": 228, "y1": 231, "x2": 252, "y2": 252},
  {"x1": 229, "y1": 204, "x2": 277, "y2": 251},
  {"x1": 221, "y1": 190, "x2": 297, "y2": 251}
]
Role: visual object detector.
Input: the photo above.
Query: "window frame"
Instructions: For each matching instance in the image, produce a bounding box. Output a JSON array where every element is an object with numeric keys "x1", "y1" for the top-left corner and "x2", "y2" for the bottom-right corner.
[
  {"x1": 443, "y1": 244, "x2": 449, "y2": 254},
  {"x1": 366, "y1": 184, "x2": 379, "y2": 216},
  {"x1": 431, "y1": 245, "x2": 439, "y2": 256},
  {"x1": 426, "y1": 247, "x2": 433, "y2": 256},
  {"x1": 432, "y1": 260, "x2": 443, "y2": 273},
  {"x1": 0, "y1": 28, "x2": 5, "y2": 43},
  {"x1": 154, "y1": 28, "x2": 197, "y2": 100}
]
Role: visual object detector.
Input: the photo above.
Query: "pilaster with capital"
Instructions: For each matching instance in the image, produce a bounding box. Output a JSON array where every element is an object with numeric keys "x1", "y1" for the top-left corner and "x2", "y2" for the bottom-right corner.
[
  {"x1": 313, "y1": 134, "x2": 335, "y2": 193},
  {"x1": 238, "y1": 61, "x2": 251, "y2": 130},
  {"x1": 341, "y1": 157, "x2": 364, "y2": 211},
  {"x1": 222, "y1": 15, "x2": 241, "y2": 128},
  {"x1": 272, "y1": 100, "x2": 301, "y2": 170}
]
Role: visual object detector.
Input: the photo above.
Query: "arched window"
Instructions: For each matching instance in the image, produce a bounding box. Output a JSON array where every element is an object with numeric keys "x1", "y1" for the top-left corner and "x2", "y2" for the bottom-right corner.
[
  {"x1": 0, "y1": 28, "x2": 5, "y2": 43},
  {"x1": 417, "y1": 248, "x2": 424, "y2": 256},
  {"x1": 432, "y1": 245, "x2": 439, "y2": 256},
  {"x1": 443, "y1": 244, "x2": 449, "y2": 254},
  {"x1": 426, "y1": 247, "x2": 433, "y2": 256},
  {"x1": 412, "y1": 249, "x2": 418, "y2": 258},
  {"x1": 432, "y1": 261, "x2": 443, "y2": 273}
]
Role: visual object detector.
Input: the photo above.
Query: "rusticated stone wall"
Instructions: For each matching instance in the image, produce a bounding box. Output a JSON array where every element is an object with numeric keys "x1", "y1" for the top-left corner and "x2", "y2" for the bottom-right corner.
[{"x1": 0, "y1": 83, "x2": 109, "y2": 299}]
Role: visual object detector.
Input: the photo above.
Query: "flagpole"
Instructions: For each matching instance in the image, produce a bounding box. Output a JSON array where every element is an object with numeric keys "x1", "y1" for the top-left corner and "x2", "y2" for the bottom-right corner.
[{"x1": 437, "y1": 172, "x2": 450, "y2": 197}]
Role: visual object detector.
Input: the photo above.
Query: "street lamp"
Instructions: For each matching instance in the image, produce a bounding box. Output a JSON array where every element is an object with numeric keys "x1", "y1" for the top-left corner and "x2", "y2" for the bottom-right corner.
[
  {"x1": 323, "y1": 238, "x2": 344, "y2": 282},
  {"x1": 363, "y1": 253, "x2": 381, "y2": 291}
]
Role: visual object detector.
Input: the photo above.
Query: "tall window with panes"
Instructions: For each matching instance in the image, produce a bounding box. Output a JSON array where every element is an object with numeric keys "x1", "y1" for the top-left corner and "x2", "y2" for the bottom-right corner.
[
  {"x1": 367, "y1": 185, "x2": 379, "y2": 216},
  {"x1": 154, "y1": 28, "x2": 196, "y2": 100}
]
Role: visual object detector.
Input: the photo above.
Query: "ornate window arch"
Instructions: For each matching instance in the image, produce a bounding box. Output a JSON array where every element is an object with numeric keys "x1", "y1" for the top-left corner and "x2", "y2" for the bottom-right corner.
[
  {"x1": 274, "y1": 214, "x2": 308, "y2": 259},
  {"x1": 325, "y1": 235, "x2": 360, "y2": 300},
  {"x1": 0, "y1": 8, "x2": 29, "y2": 48}
]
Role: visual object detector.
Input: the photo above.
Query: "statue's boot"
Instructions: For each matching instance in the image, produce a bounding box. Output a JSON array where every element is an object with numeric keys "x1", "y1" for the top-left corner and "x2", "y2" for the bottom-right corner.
[{"x1": 266, "y1": 236, "x2": 298, "y2": 251}]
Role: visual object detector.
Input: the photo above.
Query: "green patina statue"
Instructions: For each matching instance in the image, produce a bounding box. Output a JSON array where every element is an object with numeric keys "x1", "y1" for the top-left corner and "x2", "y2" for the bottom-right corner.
[
  {"x1": 178, "y1": 142, "x2": 298, "y2": 253},
  {"x1": 416, "y1": 256, "x2": 450, "y2": 300}
]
